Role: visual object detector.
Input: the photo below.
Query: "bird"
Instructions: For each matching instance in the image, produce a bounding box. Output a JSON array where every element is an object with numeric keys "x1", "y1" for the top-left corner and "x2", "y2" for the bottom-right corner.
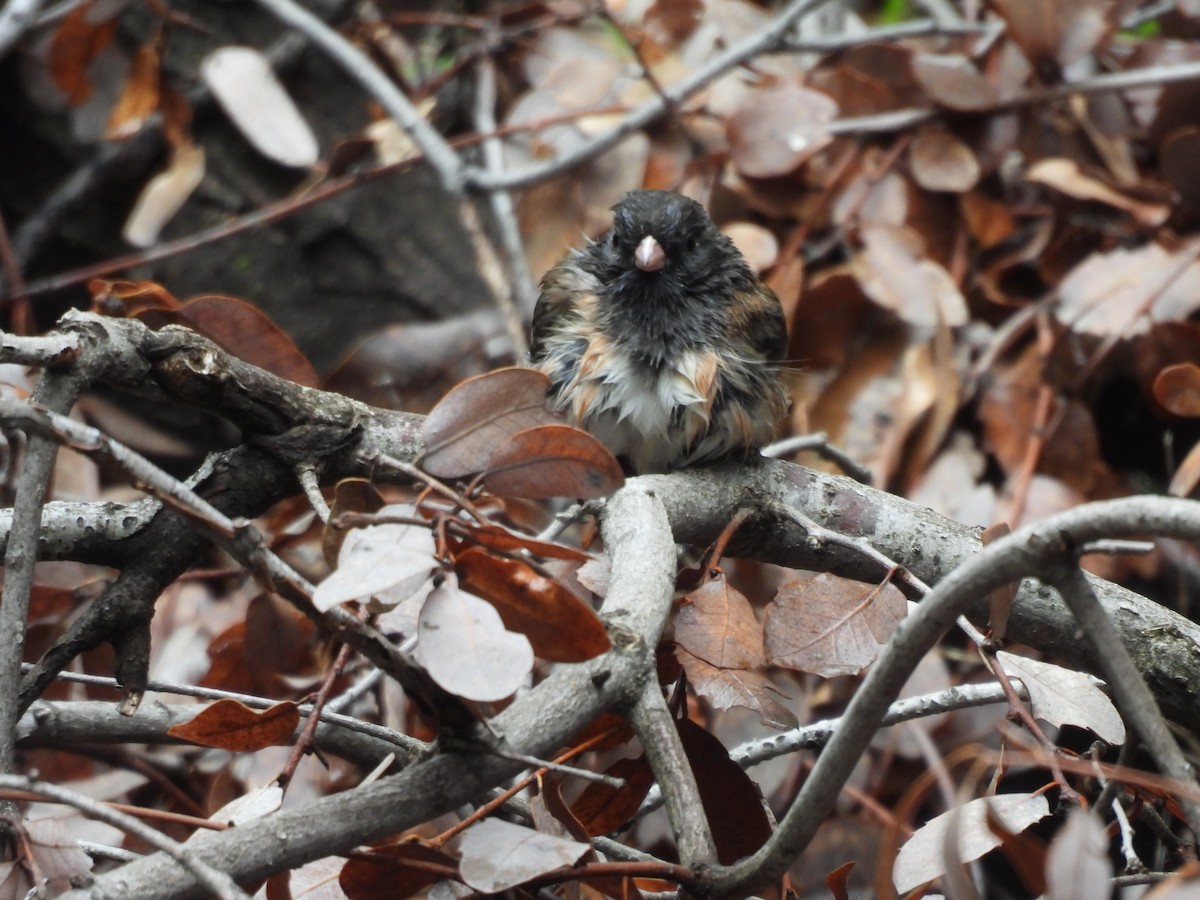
[{"x1": 529, "y1": 189, "x2": 789, "y2": 475}]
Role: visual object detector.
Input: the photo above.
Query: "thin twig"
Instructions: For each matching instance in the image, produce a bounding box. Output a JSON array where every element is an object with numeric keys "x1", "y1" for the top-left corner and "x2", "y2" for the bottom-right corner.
[{"x1": 0, "y1": 774, "x2": 249, "y2": 900}]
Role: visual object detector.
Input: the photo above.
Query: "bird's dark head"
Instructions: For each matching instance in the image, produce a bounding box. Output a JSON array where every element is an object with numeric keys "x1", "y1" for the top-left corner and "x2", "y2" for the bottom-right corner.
[{"x1": 589, "y1": 191, "x2": 740, "y2": 296}]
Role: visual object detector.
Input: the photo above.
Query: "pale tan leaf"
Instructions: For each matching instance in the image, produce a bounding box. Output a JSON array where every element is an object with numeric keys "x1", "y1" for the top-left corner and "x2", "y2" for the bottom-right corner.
[
  {"x1": 121, "y1": 142, "x2": 205, "y2": 248},
  {"x1": 997, "y1": 651, "x2": 1126, "y2": 744},
  {"x1": 459, "y1": 819, "x2": 589, "y2": 893},
  {"x1": 200, "y1": 45, "x2": 318, "y2": 167}
]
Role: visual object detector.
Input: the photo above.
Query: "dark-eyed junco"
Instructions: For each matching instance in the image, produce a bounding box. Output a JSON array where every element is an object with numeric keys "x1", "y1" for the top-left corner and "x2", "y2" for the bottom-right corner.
[{"x1": 530, "y1": 190, "x2": 789, "y2": 474}]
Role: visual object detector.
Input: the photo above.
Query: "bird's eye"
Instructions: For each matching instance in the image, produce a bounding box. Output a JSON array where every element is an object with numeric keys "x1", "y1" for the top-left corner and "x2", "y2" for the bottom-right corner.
[
  {"x1": 686, "y1": 234, "x2": 699, "y2": 251},
  {"x1": 609, "y1": 232, "x2": 621, "y2": 249}
]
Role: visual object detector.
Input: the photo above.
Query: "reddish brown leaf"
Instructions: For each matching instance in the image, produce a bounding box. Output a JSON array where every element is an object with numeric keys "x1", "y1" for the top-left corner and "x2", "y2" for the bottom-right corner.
[
  {"x1": 826, "y1": 861, "x2": 856, "y2": 900},
  {"x1": 482, "y1": 424, "x2": 624, "y2": 500},
  {"x1": 674, "y1": 574, "x2": 765, "y2": 669},
  {"x1": 340, "y1": 843, "x2": 458, "y2": 900},
  {"x1": 677, "y1": 718, "x2": 772, "y2": 864},
  {"x1": 764, "y1": 573, "x2": 906, "y2": 677},
  {"x1": 453, "y1": 521, "x2": 590, "y2": 562},
  {"x1": 49, "y1": 2, "x2": 118, "y2": 106},
  {"x1": 675, "y1": 646, "x2": 797, "y2": 729},
  {"x1": 181, "y1": 295, "x2": 319, "y2": 387},
  {"x1": 455, "y1": 547, "x2": 611, "y2": 662},
  {"x1": 105, "y1": 34, "x2": 161, "y2": 140},
  {"x1": 167, "y1": 699, "x2": 299, "y2": 751},
  {"x1": 570, "y1": 755, "x2": 656, "y2": 836},
  {"x1": 422, "y1": 368, "x2": 561, "y2": 478},
  {"x1": 728, "y1": 84, "x2": 837, "y2": 178},
  {"x1": 89, "y1": 278, "x2": 183, "y2": 315}
]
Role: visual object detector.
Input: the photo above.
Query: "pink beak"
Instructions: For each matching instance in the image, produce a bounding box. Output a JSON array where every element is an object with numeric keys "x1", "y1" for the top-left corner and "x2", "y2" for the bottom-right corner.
[{"x1": 634, "y1": 235, "x2": 666, "y2": 272}]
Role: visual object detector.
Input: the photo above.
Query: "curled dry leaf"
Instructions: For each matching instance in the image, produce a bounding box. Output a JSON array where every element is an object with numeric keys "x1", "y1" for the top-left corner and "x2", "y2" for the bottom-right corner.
[
  {"x1": 454, "y1": 547, "x2": 611, "y2": 663},
  {"x1": 893, "y1": 793, "x2": 1051, "y2": 893},
  {"x1": 1027, "y1": 158, "x2": 1169, "y2": 227},
  {"x1": 416, "y1": 579, "x2": 533, "y2": 702},
  {"x1": 728, "y1": 84, "x2": 837, "y2": 178},
  {"x1": 992, "y1": 0, "x2": 1115, "y2": 71},
  {"x1": 458, "y1": 819, "x2": 589, "y2": 893},
  {"x1": 121, "y1": 141, "x2": 206, "y2": 248},
  {"x1": 105, "y1": 34, "x2": 160, "y2": 140},
  {"x1": 166, "y1": 699, "x2": 300, "y2": 751},
  {"x1": 422, "y1": 367, "x2": 560, "y2": 478},
  {"x1": 851, "y1": 224, "x2": 968, "y2": 328},
  {"x1": 482, "y1": 424, "x2": 624, "y2": 500},
  {"x1": 1169, "y1": 440, "x2": 1200, "y2": 498},
  {"x1": 1153, "y1": 363, "x2": 1200, "y2": 418},
  {"x1": 764, "y1": 573, "x2": 906, "y2": 678},
  {"x1": 200, "y1": 45, "x2": 319, "y2": 168},
  {"x1": 312, "y1": 504, "x2": 437, "y2": 612},
  {"x1": 996, "y1": 650, "x2": 1125, "y2": 744}
]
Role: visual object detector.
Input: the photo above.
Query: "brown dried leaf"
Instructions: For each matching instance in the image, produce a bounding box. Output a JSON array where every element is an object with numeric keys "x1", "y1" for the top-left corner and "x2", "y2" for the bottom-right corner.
[
  {"x1": 1027, "y1": 158, "x2": 1169, "y2": 226},
  {"x1": 674, "y1": 574, "x2": 764, "y2": 669},
  {"x1": 313, "y1": 506, "x2": 437, "y2": 612},
  {"x1": 764, "y1": 574, "x2": 906, "y2": 677},
  {"x1": 992, "y1": 0, "x2": 1115, "y2": 70},
  {"x1": 340, "y1": 843, "x2": 458, "y2": 900},
  {"x1": 570, "y1": 755, "x2": 656, "y2": 836},
  {"x1": 105, "y1": 34, "x2": 160, "y2": 140},
  {"x1": 722, "y1": 222, "x2": 778, "y2": 273},
  {"x1": 458, "y1": 819, "x2": 589, "y2": 893},
  {"x1": 454, "y1": 521, "x2": 589, "y2": 561},
  {"x1": 454, "y1": 547, "x2": 611, "y2": 662},
  {"x1": 911, "y1": 53, "x2": 998, "y2": 111},
  {"x1": 675, "y1": 646, "x2": 797, "y2": 729},
  {"x1": 167, "y1": 699, "x2": 300, "y2": 751},
  {"x1": 909, "y1": 125, "x2": 980, "y2": 193},
  {"x1": 178, "y1": 295, "x2": 319, "y2": 387},
  {"x1": 23, "y1": 818, "x2": 92, "y2": 886},
  {"x1": 851, "y1": 224, "x2": 968, "y2": 328},
  {"x1": 482, "y1": 424, "x2": 624, "y2": 499},
  {"x1": 416, "y1": 580, "x2": 533, "y2": 702},
  {"x1": 422, "y1": 368, "x2": 560, "y2": 478},
  {"x1": 677, "y1": 718, "x2": 773, "y2": 864},
  {"x1": 728, "y1": 84, "x2": 837, "y2": 178},
  {"x1": 1055, "y1": 242, "x2": 1200, "y2": 337},
  {"x1": 49, "y1": 2, "x2": 118, "y2": 106},
  {"x1": 1154, "y1": 363, "x2": 1200, "y2": 418}
]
